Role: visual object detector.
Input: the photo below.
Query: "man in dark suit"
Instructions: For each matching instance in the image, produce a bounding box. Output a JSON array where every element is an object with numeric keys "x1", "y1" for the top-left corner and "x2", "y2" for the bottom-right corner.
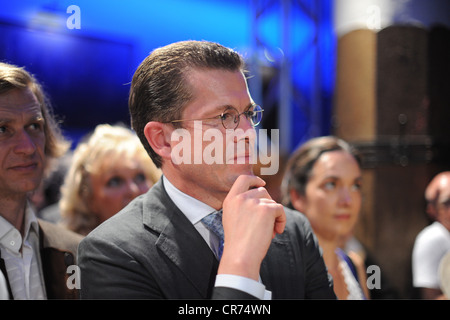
[
  {"x1": 78, "y1": 40, "x2": 336, "y2": 299},
  {"x1": 0, "y1": 62, "x2": 83, "y2": 299}
]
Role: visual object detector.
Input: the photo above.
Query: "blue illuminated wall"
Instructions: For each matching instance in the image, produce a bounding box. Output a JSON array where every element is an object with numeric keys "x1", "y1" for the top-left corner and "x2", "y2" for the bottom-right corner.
[
  {"x1": 0, "y1": 20, "x2": 133, "y2": 129},
  {"x1": 0, "y1": 0, "x2": 334, "y2": 150}
]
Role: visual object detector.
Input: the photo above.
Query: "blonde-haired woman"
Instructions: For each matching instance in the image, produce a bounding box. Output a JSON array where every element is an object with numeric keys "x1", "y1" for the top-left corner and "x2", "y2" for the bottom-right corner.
[{"x1": 59, "y1": 124, "x2": 161, "y2": 235}]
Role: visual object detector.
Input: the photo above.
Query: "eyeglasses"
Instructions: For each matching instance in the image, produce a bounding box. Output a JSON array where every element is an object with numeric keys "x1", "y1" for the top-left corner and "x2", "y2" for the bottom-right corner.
[{"x1": 168, "y1": 105, "x2": 264, "y2": 130}]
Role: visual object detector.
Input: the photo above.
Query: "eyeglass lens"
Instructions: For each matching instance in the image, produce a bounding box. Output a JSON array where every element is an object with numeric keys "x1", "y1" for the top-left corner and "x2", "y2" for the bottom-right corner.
[{"x1": 222, "y1": 106, "x2": 263, "y2": 129}]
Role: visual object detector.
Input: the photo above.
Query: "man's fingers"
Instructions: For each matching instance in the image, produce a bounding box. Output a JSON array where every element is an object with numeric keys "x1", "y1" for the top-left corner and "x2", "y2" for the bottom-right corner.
[
  {"x1": 225, "y1": 175, "x2": 285, "y2": 235},
  {"x1": 227, "y1": 175, "x2": 266, "y2": 198},
  {"x1": 261, "y1": 201, "x2": 286, "y2": 236},
  {"x1": 274, "y1": 208, "x2": 287, "y2": 235}
]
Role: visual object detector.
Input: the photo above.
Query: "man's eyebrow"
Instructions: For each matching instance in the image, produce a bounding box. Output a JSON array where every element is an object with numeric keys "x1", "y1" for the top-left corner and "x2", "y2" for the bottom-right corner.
[
  {"x1": 30, "y1": 115, "x2": 45, "y2": 122},
  {"x1": 0, "y1": 118, "x2": 13, "y2": 125},
  {"x1": 0, "y1": 115, "x2": 44, "y2": 125},
  {"x1": 214, "y1": 103, "x2": 255, "y2": 112},
  {"x1": 0, "y1": 117, "x2": 15, "y2": 126},
  {"x1": 213, "y1": 104, "x2": 232, "y2": 112}
]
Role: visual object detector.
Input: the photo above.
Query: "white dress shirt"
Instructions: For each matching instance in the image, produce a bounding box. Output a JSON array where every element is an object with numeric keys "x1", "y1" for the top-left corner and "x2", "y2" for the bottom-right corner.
[
  {"x1": 0, "y1": 269, "x2": 8, "y2": 299},
  {"x1": 0, "y1": 203, "x2": 46, "y2": 299},
  {"x1": 413, "y1": 221, "x2": 450, "y2": 289},
  {"x1": 163, "y1": 175, "x2": 271, "y2": 299}
]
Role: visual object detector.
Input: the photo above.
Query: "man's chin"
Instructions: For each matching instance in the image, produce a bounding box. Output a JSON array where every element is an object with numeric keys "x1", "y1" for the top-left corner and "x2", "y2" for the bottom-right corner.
[
  {"x1": 226, "y1": 166, "x2": 255, "y2": 183},
  {"x1": 13, "y1": 177, "x2": 42, "y2": 195}
]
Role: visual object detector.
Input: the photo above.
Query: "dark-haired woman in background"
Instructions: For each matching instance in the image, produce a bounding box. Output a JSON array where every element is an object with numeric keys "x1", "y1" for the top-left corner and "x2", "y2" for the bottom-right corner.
[{"x1": 282, "y1": 136, "x2": 369, "y2": 299}]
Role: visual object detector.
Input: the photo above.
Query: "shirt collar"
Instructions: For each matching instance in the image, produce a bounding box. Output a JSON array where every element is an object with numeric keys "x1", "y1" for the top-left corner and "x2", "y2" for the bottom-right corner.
[
  {"x1": 162, "y1": 175, "x2": 216, "y2": 225},
  {"x1": 0, "y1": 202, "x2": 39, "y2": 250},
  {"x1": 24, "y1": 202, "x2": 40, "y2": 238}
]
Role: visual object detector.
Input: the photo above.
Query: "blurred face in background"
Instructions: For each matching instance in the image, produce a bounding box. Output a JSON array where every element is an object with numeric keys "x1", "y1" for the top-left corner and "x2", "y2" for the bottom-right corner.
[
  {"x1": 0, "y1": 88, "x2": 46, "y2": 198},
  {"x1": 436, "y1": 179, "x2": 450, "y2": 230},
  {"x1": 88, "y1": 156, "x2": 152, "y2": 223},
  {"x1": 291, "y1": 150, "x2": 362, "y2": 241}
]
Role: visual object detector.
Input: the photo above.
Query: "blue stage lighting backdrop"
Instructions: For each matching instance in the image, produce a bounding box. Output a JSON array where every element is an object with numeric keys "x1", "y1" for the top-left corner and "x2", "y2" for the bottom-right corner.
[{"x1": 0, "y1": 0, "x2": 334, "y2": 150}]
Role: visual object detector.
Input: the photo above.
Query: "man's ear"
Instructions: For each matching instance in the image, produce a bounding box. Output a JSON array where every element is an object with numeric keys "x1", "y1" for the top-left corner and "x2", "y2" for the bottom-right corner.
[
  {"x1": 290, "y1": 189, "x2": 307, "y2": 213},
  {"x1": 144, "y1": 121, "x2": 173, "y2": 161}
]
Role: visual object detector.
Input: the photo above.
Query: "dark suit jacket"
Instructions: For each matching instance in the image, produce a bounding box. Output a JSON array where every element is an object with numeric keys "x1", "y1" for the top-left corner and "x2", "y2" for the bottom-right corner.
[
  {"x1": 78, "y1": 179, "x2": 336, "y2": 299},
  {"x1": 0, "y1": 219, "x2": 83, "y2": 299}
]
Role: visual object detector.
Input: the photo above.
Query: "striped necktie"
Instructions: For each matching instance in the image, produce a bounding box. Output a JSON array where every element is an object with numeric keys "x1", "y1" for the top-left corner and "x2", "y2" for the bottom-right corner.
[{"x1": 201, "y1": 210, "x2": 224, "y2": 259}]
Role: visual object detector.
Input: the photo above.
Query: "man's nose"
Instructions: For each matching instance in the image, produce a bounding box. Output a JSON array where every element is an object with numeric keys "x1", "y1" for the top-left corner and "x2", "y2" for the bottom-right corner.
[
  {"x1": 14, "y1": 130, "x2": 36, "y2": 155},
  {"x1": 237, "y1": 113, "x2": 254, "y2": 131}
]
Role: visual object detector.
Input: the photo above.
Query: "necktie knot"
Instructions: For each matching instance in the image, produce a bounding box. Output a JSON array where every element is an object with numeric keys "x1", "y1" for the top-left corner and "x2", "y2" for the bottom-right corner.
[{"x1": 201, "y1": 210, "x2": 224, "y2": 259}]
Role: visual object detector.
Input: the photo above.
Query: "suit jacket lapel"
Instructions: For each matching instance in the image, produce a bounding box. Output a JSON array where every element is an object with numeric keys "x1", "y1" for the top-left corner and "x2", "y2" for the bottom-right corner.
[
  {"x1": 38, "y1": 221, "x2": 80, "y2": 299},
  {"x1": 142, "y1": 179, "x2": 219, "y2": 298},
  {"x1": 0, "y1": 221, "x2": 81, "y2": 300}
]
